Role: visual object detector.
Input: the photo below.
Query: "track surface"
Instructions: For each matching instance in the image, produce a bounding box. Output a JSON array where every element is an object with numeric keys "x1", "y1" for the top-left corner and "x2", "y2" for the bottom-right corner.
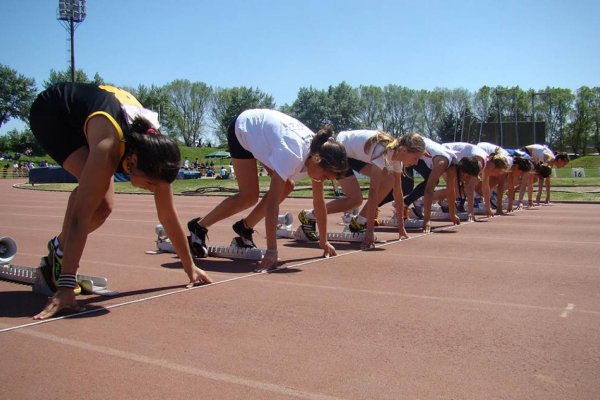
[{"x1": 1, "y1": 179, "x2": 599, "y2": 399}]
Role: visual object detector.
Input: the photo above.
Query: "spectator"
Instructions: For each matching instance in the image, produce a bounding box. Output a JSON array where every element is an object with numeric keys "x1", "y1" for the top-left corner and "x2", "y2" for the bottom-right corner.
[{"x1": 219, "y1": 166, "x2": 229, "y2": 179}]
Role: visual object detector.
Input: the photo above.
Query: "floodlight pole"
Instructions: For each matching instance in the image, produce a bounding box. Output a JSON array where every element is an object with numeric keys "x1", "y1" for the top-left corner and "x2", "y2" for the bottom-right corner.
[
  {"x1": 57, "y1": 0, "x2": 86, "y2": 83},
  {"x1": 495, "y1": 90, "x2": 505, "y2": 146}
]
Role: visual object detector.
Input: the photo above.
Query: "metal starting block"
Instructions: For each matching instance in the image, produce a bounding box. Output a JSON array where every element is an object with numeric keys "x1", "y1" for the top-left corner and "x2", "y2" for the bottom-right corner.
[
  {"x1": 0, "y1": 261, "x2": 117, "y2": 296},
  {"x1": 379, "y1": 216, "x2": 423, "y2": 229},
  {"x1": 292, "y1": 227, "x2": 374, "y2": 243},
  {"x1": 430, "y1": 211, "x2": 470, "y2": 221},
  {"x1": 207, "y1": 241, "x2": 265, "y2": 261},
  {"x1": 148, "y1": 231, "x2": 265, "y2": 261}
]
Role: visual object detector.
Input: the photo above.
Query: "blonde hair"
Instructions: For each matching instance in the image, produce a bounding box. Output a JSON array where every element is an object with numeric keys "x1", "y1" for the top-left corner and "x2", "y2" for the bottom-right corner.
[
  {"x1": 364, "y1": 131, "x2": 426, "y2": 169},
  {"x1": 488, "y1": 148, "x2": 510, "y2": 172}
]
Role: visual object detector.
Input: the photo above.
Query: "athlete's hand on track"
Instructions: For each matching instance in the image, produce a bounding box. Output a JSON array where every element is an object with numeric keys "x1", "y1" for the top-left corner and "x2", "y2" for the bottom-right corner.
[
  {"x1": 255, "y1": 249, "x2": 279, "y2": 272},
  {"x1": 186, "y1": 266, "x2": 213, "y2": 287},
  {"x1": 33, "y1": 288, "x2": 84, "y2": 320},
  {"x1": 320, "y1": 241, "x2": 337, "y2": 258},
  {"x1": 398, "y1": 227, "x2": 409, "y2": 240}
]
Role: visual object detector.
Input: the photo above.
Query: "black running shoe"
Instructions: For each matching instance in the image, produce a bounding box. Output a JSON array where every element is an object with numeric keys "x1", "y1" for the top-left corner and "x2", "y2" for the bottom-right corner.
[
  {"x1": 40, "y1": 237, "x2": 81, "y2": 294},
  {"x1": 412, "y1": 203, "x2": 424, "y2": 219},
  {"x1": 187, "y1": 217, "x2": 208, "y2": 258},
  {"x1": 232, "y1": 219, "x2": 257, "y2": 248},
  {"x1": 456, "y1": 198, "x2": 466, "y2": 213}
]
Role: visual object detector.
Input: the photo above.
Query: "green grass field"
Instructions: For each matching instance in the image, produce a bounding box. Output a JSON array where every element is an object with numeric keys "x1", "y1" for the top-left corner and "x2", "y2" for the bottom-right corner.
[{"x1": 8, "y1": 153, "x2": 600, "y2": 202}]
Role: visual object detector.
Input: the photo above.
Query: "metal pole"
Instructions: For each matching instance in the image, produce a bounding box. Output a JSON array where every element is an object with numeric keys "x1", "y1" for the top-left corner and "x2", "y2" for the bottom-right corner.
[
  {"x1": 70, "y1": 18, "x2": 75, "y2": 82},
  {"x1": 497, "y1": 94, "x2": 503, "y2": 147},
  {"x1": 514, "y1": 94, "x2": 519, "y2": 147},
  {"x1": 532, "y1": 93, "x2": 536, "y2": 144}
]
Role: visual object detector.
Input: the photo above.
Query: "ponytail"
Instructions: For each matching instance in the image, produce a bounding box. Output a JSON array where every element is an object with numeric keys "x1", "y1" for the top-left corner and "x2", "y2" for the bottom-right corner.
[
  {"x1": 309, "y1": 125, "x2": 348, "y2": 178},
  {"x1": 488, "y1": 148, "x2": 510, "y2": 172},
  {"x1": 123, "y1": 116, "x2": 181, "y2": 183}
]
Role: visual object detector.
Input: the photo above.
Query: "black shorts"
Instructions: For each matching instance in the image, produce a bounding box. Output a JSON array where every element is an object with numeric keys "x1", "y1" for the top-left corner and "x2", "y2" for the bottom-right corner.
[
  {"x1": 29, "y1": 91, "x2": 88, "y2": 166},
  {"x1": 341, "y1": 158, "x2": 368, "y2": 178},
  {"x1": 227, "y1": 116, "x2": 254, "y2": 159}
]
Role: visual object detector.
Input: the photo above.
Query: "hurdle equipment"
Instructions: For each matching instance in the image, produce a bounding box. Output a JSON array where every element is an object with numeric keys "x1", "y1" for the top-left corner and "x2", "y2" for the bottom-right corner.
[
  {"x1": 293, "y1": 227, "x2": 376, "y2": 243},
  {"x1": 0, "y1": 258, "x2": 117, "y2": 296}
]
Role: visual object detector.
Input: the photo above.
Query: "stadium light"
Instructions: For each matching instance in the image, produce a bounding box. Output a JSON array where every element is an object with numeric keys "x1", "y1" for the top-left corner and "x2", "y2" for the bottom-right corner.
[{"x1": 57, "y1": 0, "x2": 87, "y2": 83}]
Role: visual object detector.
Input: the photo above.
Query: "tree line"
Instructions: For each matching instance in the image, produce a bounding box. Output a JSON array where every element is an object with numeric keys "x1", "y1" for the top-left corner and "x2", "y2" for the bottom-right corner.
[{"x1": 2, "y1": 63, "x2": 599, "y2": 155}]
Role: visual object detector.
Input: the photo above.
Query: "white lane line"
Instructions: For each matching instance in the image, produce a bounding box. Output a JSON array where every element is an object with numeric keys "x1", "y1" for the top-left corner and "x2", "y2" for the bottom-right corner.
[
  {"x1": 2, "y1": 327, "x2": 347, "y2": 400},
  {"x1": 254, "y1": 280, "x2": 600, "y2": 317},
  {"x1": 0, "y1": 223, "x2": 460, "y2": 333},
  {"x1": 561, "y1": 303, "x2": 575, "y2": 318}
]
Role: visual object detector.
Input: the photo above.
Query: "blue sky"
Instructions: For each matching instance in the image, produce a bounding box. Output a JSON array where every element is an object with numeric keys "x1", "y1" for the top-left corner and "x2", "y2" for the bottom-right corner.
[{"x1": 2, "y1": 0, "x2": 599, "y2": 134}]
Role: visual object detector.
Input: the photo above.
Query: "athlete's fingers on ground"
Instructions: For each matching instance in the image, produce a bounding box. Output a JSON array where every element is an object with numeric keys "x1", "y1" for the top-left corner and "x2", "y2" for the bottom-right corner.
[{"x1": 33, "y1": 299, "x2": 83, "y2": 320}]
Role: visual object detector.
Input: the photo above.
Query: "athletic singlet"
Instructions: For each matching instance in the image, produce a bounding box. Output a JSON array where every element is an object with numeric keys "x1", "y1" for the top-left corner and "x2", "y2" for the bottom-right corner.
[
  {"x1": 477, "y1": 142, "x2": 513, "y2": 168},
  {"x1": 421, "y1": 137, "x2": 456, "y2": 169},
  {"x1": 30, "y1": 83, "x2": 159, "y2": 167},
  {"x1": 336, "y1": 130, "x2": 402, "y2": 173},
  {"x1": 523, "y1": 144, "x2": 555, "y2": 163},
  {"x1": 443, "y1": 142, "x2": 488, "y2": 166},
  {"x1": 235, "y1": 109, "x2": 314, "y2": 181}
]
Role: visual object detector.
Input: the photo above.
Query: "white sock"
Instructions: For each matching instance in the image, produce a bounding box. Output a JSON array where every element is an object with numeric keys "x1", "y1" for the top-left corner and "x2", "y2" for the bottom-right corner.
[
  {"x1": 306, "y1": 209, "x2": 316, "y2": 220},
  {"x1": 357, "y1": 215, "x2": 367, "y2": 224}
]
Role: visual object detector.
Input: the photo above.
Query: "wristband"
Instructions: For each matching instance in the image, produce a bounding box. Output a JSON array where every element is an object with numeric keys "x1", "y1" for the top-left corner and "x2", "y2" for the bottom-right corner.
[{"x1": 58, "y1": 273, "x2": 78, "y2": 288}]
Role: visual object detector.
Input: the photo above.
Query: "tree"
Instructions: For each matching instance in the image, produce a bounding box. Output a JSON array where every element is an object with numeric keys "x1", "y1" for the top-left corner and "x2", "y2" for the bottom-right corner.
[
  {"x1": 43, "y1": 68, "x2": 104, "y2": 89},
  {"x1": 326, "y1": 82, "x2": 361, "y2": 131},
  {"x1": 415, "y1": 88, "x2": 445, "y2": 140},
  {"x1": 211, "y1": 86, "x2": 275, "y2": 145},
  {"x1": 438, "y1": 111, "x2": 459, "y2": 143},
  {"x1": 357, "y1": 85, "x2": 385, "y2": 130},
  {"x1": 164, "y1": 80, "x2": 213, "y2": 146},
  {"x1": 542, "y1": 88, "x2": 575, "y2": 151},
  {"x1": 1, "y1": 128, "x2": 43, "y2": 154},
  {"x1": 381, "y1": 85, "x2": 417, "y2": 137},
  {"x1": 568, "y1": 86, "x2": 594, "y2": 154},
  {"x1": 589, "y1": 87, "x2": 600, "y2": 153},
  {"x1": 0, "y1": 64, "x2": 37, "y2": 128},
  {"x1": 128, "y1": 84, "x2": 173, "y2": 136},
  {"x1": 287, "y1": 86, "x2": 331, "y2": 132}
]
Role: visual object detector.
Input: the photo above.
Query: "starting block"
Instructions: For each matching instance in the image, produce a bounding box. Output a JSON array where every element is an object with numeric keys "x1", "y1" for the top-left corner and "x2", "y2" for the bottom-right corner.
[
  {"x1": 428, "y1": 204, "x2": 469, "y2": 221},
  {"x1": 292, "y1": 226, "x2": 375, "y2": 243},
  {"x1": 0, "y1": 259, "x2": 117, "y2": 296},
  {"x1": 0, "y1": 236, "x2": 116, "y2": 296},
  {"x1": 276, "y1": 213, "x2": 295, "y2": 239},
  {"x1": 207, "y1": 240, "x2": 265, "y2": 261},
  {"x1": 148, "y1": 224, "x2": 265, "y2": 261},
  {"x1": 379, "y1": 215, "x2": 423, "y2": 229}
]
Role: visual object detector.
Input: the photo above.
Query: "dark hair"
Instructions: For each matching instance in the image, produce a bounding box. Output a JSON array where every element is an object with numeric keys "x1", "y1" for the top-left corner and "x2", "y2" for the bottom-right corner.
[
  {"x1": 534, "y1": 162, "x2": 552, "y2": 178},
  {"x1": 457, "y1": 156, "x2": 481, "y2": 177},
  {"x1": 555, "y1": 153, "x2": 570, "y2": 163},
  {"x1": 513, "y1": 156, "x2": 533, "y2": 172},
  {"x1": 309, "y1": 125, "x2": 348, "y2": 178},
  {"x1": 123, "y1": 117, "x2": 181, "y2": 183}
]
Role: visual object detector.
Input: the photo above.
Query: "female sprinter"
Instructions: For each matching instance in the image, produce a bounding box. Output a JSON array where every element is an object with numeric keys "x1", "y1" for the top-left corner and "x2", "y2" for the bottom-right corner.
[
  {"x1": 298, "y1": 130, "x2": 426, "y2": 249},
  {"x1": 522, "y1": 144, "x2": 570, "y2": 204},
  {"x1": 30, "y1": 83, "x2": 212, "y2": 320},
  {"x1": 379, "y1": 137, "x2": 462, "y2": 233},
  {"x1": 443, "y1": 142, "x2": 510, "y2": 221},
  {"x1": 187, "y1": 109, "x2": 348, "y2": 272}
]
